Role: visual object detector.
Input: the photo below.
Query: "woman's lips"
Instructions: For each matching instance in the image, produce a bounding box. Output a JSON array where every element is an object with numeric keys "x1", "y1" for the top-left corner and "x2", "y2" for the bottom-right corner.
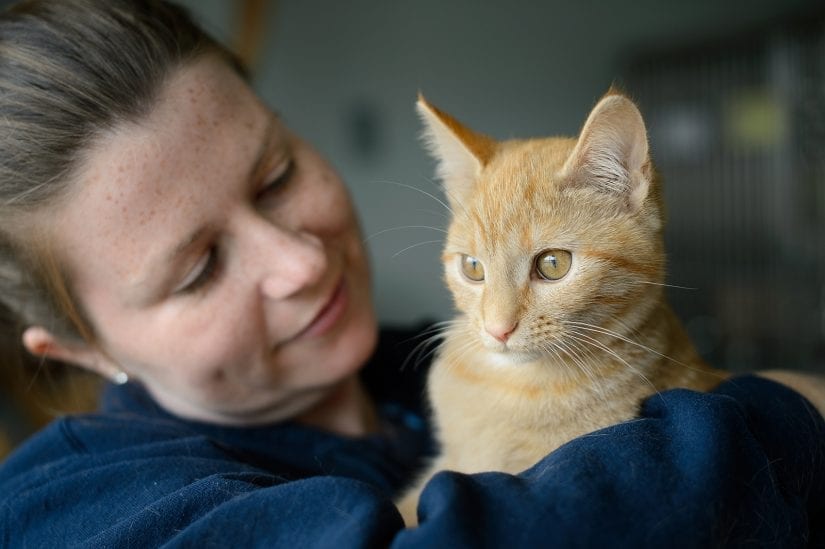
[{"x1": 300, "y1": 277, "x2": 348, "y2": 339}]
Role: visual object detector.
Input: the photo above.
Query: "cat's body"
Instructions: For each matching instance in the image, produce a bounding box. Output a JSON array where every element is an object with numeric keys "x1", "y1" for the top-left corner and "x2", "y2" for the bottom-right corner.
[
  {"x1": 425, "y1": 305, "x2": 720, "y2": 476},
  {"x1": 396, "y1": 92, "x2": 727, "y2": 526}
]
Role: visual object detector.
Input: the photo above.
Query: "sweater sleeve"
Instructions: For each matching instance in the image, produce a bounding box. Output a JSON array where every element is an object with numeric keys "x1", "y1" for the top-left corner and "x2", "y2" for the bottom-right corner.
[
  {"x1": 392, "y1": 375, "x2": 825, "y2": 548},
  {"x1": 1, "y1": 375, "x2": 822, "y2": 548}
]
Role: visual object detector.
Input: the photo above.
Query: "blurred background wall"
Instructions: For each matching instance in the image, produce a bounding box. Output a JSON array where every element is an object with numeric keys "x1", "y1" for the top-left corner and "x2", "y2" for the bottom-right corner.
[{"x1": 178, "y1": 0, "x2": 824, "y2": 374}]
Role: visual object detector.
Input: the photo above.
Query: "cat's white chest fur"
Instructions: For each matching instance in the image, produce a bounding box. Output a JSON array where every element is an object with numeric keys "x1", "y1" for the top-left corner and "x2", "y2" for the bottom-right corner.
[{"x1": 426, "y1": 334, "x2": 643, "y2": 475}]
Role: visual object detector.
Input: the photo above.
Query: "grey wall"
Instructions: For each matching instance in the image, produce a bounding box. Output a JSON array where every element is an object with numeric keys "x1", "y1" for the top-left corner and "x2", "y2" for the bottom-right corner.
[{"x1": 179, "y1": 0, "x2": 819, "y2": 326}]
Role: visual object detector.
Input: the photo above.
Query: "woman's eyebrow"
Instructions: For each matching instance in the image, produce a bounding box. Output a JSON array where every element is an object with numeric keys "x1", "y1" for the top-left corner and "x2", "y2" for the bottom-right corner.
[{"x1": 166, "y1": 226, "x2": 209, "y2": 265}]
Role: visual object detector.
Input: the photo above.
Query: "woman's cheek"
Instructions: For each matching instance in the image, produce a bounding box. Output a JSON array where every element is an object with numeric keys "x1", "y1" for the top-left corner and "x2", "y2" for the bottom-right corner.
[{"x1": 169, "y1": 293, "x2": 255, "y2": 364}]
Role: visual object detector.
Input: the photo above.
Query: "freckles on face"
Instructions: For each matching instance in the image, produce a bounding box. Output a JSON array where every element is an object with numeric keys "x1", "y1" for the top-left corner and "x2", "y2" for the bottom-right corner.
[
  {"x1": 49, "y1": 56, "x2": 377, "y2": 423},
  {"x1": 69, "y1": 75, "x2": 255, "y2": 293}
]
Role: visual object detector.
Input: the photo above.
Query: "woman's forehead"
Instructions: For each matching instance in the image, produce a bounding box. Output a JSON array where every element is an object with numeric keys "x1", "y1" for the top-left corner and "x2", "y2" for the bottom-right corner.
[
  {"x1": 74, "y1": 58, "x2": 265, "y2": 224},
  {"x1": 55, "y1": 57, "x2": 277, "y2": 299}
]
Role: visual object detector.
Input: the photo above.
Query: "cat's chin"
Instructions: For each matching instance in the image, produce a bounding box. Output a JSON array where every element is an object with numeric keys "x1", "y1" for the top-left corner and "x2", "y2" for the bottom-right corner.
[{"x1": 481, "y1": 348, "x2": 542, "y2": 368}]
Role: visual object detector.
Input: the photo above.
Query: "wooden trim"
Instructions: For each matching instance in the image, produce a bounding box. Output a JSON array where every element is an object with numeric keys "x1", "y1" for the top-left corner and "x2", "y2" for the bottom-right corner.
[{"x1": 234, "y1": 0, "x2": 272, "y2": 70}]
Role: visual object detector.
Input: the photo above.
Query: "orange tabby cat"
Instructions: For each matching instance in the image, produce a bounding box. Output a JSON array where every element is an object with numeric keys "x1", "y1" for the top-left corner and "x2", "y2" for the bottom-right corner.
[{"x1": 396, "y1": 90, "x2": 728, "y2": 526}]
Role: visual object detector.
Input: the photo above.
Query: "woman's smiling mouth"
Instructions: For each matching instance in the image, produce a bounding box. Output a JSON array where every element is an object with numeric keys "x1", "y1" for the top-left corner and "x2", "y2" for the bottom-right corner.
[{"x1": 286, "y1": 275, "x2": 349, "y2": 344}]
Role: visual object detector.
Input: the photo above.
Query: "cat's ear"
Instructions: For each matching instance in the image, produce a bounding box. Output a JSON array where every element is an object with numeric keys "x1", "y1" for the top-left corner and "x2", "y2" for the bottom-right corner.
[
  {"x1": 416, "y1": 94, "x2": 497, "y2": 206},
  {"x1": 561, "y1": 91, "x2": 651, "y2": 212}
]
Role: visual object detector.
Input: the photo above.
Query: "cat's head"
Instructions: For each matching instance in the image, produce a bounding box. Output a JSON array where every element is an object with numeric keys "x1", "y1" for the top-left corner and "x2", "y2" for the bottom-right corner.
[{"x1": 418, "y1": 91, "x2": 666, "y2": 363}]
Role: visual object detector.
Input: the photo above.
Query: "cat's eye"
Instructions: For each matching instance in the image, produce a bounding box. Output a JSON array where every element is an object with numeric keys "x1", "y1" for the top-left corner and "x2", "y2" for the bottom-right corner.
[
  {"x1": 535, "y1": 249, "x2": 572, "y2": 281},
  {"x1": 460, "y1": 254, "x2": 485, "y2": 282}
]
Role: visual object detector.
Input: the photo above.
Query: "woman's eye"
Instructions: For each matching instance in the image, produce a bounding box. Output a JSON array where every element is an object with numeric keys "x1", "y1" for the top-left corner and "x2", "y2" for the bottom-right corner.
[
  {"x1": 174, "y1": 247, "x2": 219, "y2": 294},
  {"x1": 460, "y1": 254, "x2": 485, "y2": 282},
  {"x1": 535, "y1": 249, "x2": 572, "y2": 281},
  {"x1": 258, "y1": 159, "x2": 295, "y2": 199}
]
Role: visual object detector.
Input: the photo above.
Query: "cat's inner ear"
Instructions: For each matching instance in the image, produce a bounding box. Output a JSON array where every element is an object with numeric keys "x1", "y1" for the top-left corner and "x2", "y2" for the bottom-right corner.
[
  {"x1": 416, "y1": 95, "x2": 497, "y2": 207},
  {"x1": 561, "y1": 93, "x2": 651, "y2": 212}
]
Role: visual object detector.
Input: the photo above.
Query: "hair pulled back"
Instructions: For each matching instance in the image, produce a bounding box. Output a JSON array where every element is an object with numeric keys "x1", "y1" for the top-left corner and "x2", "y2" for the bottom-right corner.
[{"x1": 0, "y1": 0, "x2": 236, "y2": 346}]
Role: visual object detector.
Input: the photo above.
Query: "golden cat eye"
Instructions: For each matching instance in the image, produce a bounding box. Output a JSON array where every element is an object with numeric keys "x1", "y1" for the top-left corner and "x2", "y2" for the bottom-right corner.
[
  {"x1": 535, "y1": 249, "x2": 572, "y2": 280},
  {"x1": 460, "y1": 254, "x2": 485, "y2": 282}
]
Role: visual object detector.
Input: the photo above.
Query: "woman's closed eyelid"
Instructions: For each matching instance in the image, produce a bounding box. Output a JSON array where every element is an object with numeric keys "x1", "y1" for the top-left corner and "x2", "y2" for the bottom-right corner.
[
  {"x1": 257, "y1": 157, "x2": 295, "y2": 199},
  {"x1": 173, "y1": 247, "x2": 219, "y2": 294}
]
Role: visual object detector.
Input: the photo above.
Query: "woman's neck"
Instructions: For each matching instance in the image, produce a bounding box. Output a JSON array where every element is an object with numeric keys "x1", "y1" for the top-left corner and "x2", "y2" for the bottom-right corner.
[{"x1": 295, "y1": 375, "x2": 378, "y2": 437}]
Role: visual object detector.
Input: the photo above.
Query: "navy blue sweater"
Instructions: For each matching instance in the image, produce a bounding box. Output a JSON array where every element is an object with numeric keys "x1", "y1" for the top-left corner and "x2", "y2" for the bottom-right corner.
[{"x1": 1, "y1": 329, "x2": 823, "y2": 547}]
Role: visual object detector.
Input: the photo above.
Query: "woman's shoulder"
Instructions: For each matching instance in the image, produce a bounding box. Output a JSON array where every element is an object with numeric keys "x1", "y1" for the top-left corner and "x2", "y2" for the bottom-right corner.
[
  {"x1": 0, "y1": 411, "x2": 224, "y2": 497},
  {"x1": 0, "y1": 368, "x2": 429, "y2": 546},
  {"x1": 0, "y1": 409, "x2": 403, "y2": 547}
]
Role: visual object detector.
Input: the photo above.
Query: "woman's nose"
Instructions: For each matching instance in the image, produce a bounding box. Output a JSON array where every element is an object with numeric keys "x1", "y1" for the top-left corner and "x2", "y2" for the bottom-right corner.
[{"x1": 244, "y1": 215, "x2": 327, "y2": 300}]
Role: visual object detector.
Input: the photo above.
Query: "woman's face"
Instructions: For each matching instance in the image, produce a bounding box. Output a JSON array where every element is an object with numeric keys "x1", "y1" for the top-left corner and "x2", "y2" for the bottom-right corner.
[{"x1": 50, "y1": 56, "x2": 377, "y2": 424}]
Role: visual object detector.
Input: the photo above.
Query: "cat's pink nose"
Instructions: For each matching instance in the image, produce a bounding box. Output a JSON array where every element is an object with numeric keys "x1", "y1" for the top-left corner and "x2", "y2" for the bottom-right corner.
[{"x1": 486, "y1": 321, "x2": 518, "y2": 343}]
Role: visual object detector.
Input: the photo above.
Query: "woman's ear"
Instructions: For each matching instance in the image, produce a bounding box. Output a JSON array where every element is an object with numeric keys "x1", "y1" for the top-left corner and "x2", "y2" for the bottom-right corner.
[{"x1": 22, "y1": 325, "x2": 122, "y2": 381}]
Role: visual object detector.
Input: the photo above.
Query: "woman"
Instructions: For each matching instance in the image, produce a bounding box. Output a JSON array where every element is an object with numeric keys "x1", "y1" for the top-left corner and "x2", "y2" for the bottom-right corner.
[{"x1": 0, "y1": 1, "x2": 822, "y2": 546}]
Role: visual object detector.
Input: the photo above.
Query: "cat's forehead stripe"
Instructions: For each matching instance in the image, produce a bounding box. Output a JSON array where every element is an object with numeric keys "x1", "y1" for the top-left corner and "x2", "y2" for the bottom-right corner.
[
  {"x1": 471, "y1": 165, "x2": 565, "y2": 251},
  {"x1": 581, "y1": 248, "x2": 660, "y2": 278}
]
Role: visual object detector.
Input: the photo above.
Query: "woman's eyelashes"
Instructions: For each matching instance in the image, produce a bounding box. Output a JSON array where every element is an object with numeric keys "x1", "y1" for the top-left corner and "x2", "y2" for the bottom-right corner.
[
  {"x1": 175, "y1": 246, "x2": 220, "y2": 295},
  {"x1": 257, "y1": 158, "x2": 295, "y2": 200}
]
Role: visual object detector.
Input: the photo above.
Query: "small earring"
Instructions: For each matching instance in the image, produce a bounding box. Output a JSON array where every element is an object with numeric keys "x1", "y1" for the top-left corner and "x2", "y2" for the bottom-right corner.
[{"x1": 112, "y1": 371, "x2": 129, "y2": 385}]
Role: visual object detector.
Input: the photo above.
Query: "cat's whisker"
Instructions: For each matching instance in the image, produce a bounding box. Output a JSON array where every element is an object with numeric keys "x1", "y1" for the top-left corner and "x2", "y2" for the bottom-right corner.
[
  {"x1": 550, "y1": 338, "x2": 585, "y2": 372},
  {"x1": 550, "y1": 337, "x2": 596, "y2": 384},
  {"x1": 568, "y1": 320, "x2": 729, "y2": 383},
  {"x1": 379, "y1": 179, "x2": 455, "y2": 217},
  {"x1": 414, "y1": 344, "x2": 444, "y2": 370},
  {"x1": 420, "y1": 175, "x2": 443, "y2": 192},
  {"x1": 567, "y1": 339, "x2": 604, "y2": 382},
  {"x1": 364, "y1": 180, "x2": 451, "y2": 221},
  {"x1": 537, "y1": 340, "x2": 569, "y2": 371},
  {"x1": 415, "y1": 208, "x2": 451, "y2": 221},
  {"x1": 363, "y1": 225, "x2": 447, "y2": 243},
  {"x1": 553, "y1": 337, "x2": 610, "y2": 405},
  {"x1": 420, "y1": 319, "x2": 466, "y2": 339},
  {"x1": 403, "y1": 333, "x2": 446, "y2": 372},
  {"x1": 421, "y1": 175, "x2": 474, "y2": 219},
  {"x1": 402, "y1": 326, "x2": 448, "y2": 369},
  {"x1": 439, "y1": 321, "x2": 477, "y2": 366},
  {"x1": 542, "y1": 340, "x2": 577, "y2": 376},
  {"x1": 539, "y1": 341, "x2": 565, "y2": 369},
  {"x1": 430, "y1": 318, "x2": 464, "y2": 328},
  {"x1": 391, "y1": 240, "x2": 443, "y2": 258},
  {"x1": 400, "y1": 319, "x2": 467, "y2": 371},
  {"x1": 633, "y1": 280, "x2": 698, "y2": 291},
  {"x1": 566, "y1": 320, "x2": 687, "y2": 368},
  {"x1": 447, "y1": 338, "x2": 479, "y2": 375},
  {"x1": 561, "y1": 338, "x2": 616, "y2": 409},
  {"x1": 566, "y1": 330, "x2": 660, "y2": 398},
  {"x1": 604, "y1": 315, "x2": 641, "y2": 340},
  {"x1": 552, "y1": 336, "x2": 589, "y2": 371},
  {"x1": 412, "y1": 321, "x2": 456, "y2": 339}
]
